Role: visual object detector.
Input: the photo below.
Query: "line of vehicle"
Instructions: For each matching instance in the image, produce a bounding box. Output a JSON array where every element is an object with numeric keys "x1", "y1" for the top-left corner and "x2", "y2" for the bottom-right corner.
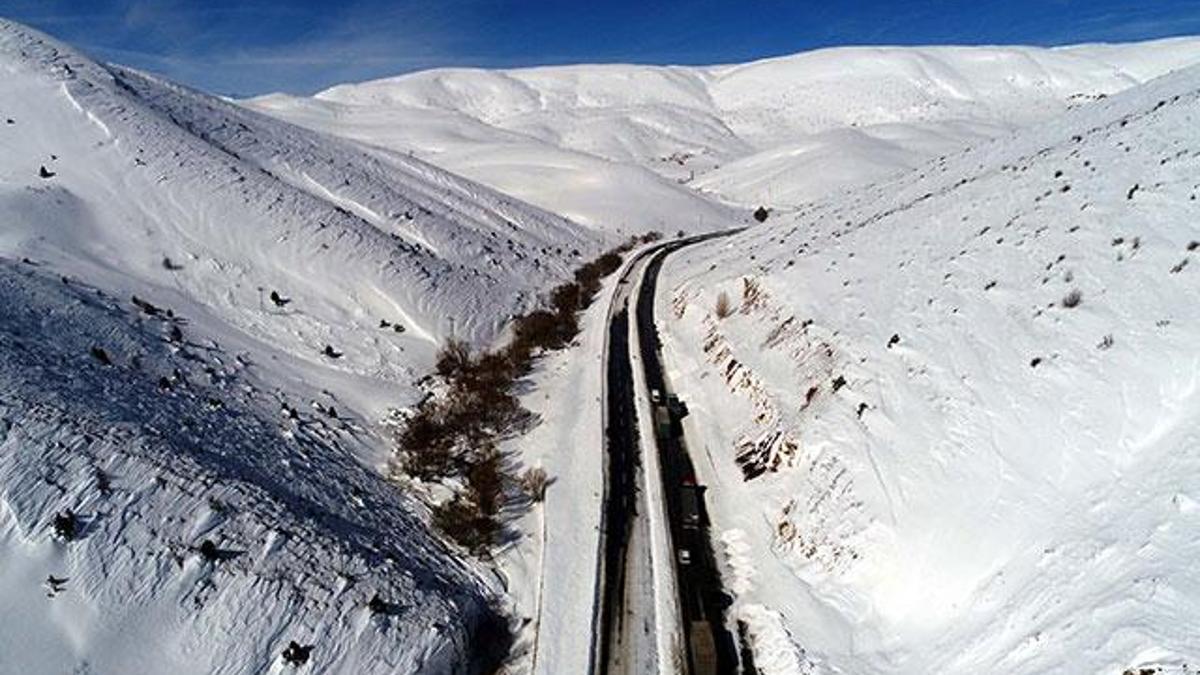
[
  {"x1": 591, "y1": 229, "x2": 742, "y2": 675},
  {"x1": 590, "y1": 241, "x2": 673, "y2": 675}
]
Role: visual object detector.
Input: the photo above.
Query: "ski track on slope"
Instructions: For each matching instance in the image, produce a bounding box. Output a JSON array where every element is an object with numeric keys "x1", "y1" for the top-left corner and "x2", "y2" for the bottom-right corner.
[{"x1": 298, "y1": 169, "x2": 439, "y2": 255}]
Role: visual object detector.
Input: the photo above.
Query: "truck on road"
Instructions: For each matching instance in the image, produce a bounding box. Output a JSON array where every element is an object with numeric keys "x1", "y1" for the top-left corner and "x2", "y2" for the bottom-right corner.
[
  {"x1": 654, "y1": 404, "x2": 672, "y2": 439},
  {"x1": 689, "y1": 621, "x2": 718, "y2": 675},
  {"x1": 680, "y1": 484, "x2": 701, "y2": 530}
]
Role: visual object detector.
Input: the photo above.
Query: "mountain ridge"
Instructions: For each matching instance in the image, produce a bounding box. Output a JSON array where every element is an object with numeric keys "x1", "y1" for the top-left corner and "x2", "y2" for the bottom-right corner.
[{"x1": 249, "y1": 36, "x2": 1200, "y2": 213}]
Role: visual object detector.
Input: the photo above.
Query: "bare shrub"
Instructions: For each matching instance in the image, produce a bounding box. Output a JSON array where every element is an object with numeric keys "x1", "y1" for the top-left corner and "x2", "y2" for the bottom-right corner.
[
  {"x1": 467, "y1": 444, "x2": 505, "y2": 517},
  {"x1": 433, "y1": 495, "x2": 495, "y2": 554},
  {"x1": 715, "y1": 291, "x2": 733, "y2": 319},
  {"x1": 593, "y1": 251, "x2": 623, "y2": 277},
  {"x1": 520, "y1": 467, "x2": 550, "y2": 502},
  {"x1": 428, "y1": 444, "x2": 506, "y2": 554},
  {"x1": 400, "y1": 234, "x2": 656, "y2": 552},
  {"x1": 1062, "y1": 289, "x2": 1083, "y2": 308},
  {"x1": 741, "y1": 277, "x2": 764, "y2": 311},
  {"x1": 550, "y1": 281, "x2": 583, "y2": 316},
  {"x1": 397, "y1": 405, "x2": 457, "y2": 481},
  {"x1": 513, "y1": 309, "x2": 575, "y2": 352},
  {"x1": 435, "y1": 338, "x2": 472, "y2": 379},
  {"x1": 573, "y1": 251, "x2": 624, "y2": 300},
  {"x1": 451, "y1": 361, "x2": 528, "y2": 440},
  {"x1": 501, "y1": 342, "x2": 534, "y2": 378},
  {"x1": 459, "y1": 349, "x2": 517, "y2": 394},
  {"x1": 574, "y1": 266, "x2": 603, "y2": 300}
]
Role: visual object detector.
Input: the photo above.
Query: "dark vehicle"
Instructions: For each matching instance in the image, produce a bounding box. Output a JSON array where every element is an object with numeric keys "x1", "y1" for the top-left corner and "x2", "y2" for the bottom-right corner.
[
  {"x1": 667, "y1": 394, "x2": 689, "y2": 418},
  {"x1": 689, "y1": 621, "x2": 718, "y2": 675},
  {"x1": 680, "y1": 484, "x2": 701, "y2": 529},
  {"x1": 654, "y1": 404, "x2": 672, "y2": 439}
]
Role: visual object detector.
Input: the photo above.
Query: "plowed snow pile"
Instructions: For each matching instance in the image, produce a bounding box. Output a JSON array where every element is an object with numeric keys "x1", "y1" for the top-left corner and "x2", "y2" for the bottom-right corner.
[{"x1": 658, "y1": 62, "x2": 1200, "y2": 674}]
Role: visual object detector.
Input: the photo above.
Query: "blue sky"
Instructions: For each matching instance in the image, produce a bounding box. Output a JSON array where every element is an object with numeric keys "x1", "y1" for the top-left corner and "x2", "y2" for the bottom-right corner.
[{"x1": 6, "y1": 0, "x2": 1200, "y2": 96}]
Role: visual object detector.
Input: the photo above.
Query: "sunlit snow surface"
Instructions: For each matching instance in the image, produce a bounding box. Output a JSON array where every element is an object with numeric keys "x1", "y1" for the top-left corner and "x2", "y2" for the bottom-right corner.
[
  {"x1": 5, "y1": 12, "x2": 1200, "y2": 673},
  {"x1": 0, "y1": 17, "x2": 600, "y2": 673},
  {"x1": 248, "y1": 39, "x2": 1200, "y2": 221},
  {"x1": 658, "y1": 62, "x2": 1200, "y2": 674},
  {"x1": 0, "y1": 259, "x2": 492, "y2": 674}
]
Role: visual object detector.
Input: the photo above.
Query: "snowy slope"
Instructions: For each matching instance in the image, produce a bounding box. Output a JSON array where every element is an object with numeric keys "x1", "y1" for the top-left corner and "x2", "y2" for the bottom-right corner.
[
  {"x1": 0, "y1": 257, "x2": 505, "y2": 674},
  {"x1": 0, "y1": 17, "x2": 602, "y2": 673},
  {"x1": 657, "y1": 61, "x2": 1200, "y2": 674},
  {"x1": 246, "y1": 87, "x2": 742, "y2": 234},
  {"x1": 247, "y1": 39, "x2": 1200, "y2": 215},
  {"x1": 0, "y1": 17, "x2": 599, "y2": 406}
]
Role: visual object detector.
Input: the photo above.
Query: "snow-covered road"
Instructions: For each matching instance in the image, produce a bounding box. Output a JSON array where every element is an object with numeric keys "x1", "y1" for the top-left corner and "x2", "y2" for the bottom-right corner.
[{"x1": 596, "y1": 231, "x2": 742, "y2": 675}]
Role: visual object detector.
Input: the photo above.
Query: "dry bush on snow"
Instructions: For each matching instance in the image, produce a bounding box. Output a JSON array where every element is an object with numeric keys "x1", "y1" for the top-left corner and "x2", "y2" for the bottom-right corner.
[
  {"x1": 715, "y1": 291, "x2": 733, "y2": 319},
  {"x1": 435, "y1": 337, "x2": 472, "y2": 379},
  {"x1": 433, "y1": 496, "x2": 496, "y2": 554},
  {"x1": 1062, "y1": 288, "x2": 1083, "y2": 308},
  {"x1": 433, "y1": 445, "x2": 505, "y2": 553},
  {"x1": 520, "y1": 467, "x2": 550, "y2": 502}
]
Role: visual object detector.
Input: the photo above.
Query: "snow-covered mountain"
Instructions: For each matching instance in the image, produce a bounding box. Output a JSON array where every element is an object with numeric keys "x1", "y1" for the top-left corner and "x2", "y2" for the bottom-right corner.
[
  {"x1": 0, "y1": 18, "x2": 606, "y2": 414},
  {"x1": 657, "y1": 56, "x2": 1200, "y2": 674},
  {"x1": 6, "y1": 11, "x2": 1200, "y2": 674},
  {"x1": 0, "y1": 256, "x2": 504, "y2": 675},
  {"x1": 247, "y1": 39, "x2": 1200, "y2": 220},
  {"x1": 0, "y1": 17, "x2": 598, "y2": 673}
]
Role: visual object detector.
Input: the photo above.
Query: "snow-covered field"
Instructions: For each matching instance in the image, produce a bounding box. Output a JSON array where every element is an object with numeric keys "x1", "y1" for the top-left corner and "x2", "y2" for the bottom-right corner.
[
  {"x1": 658, "y1": 57, "x2": 1200, "y2": 674},
  {"x1": 248, "y1": 39, "x2": 1200, "y2": 222}
]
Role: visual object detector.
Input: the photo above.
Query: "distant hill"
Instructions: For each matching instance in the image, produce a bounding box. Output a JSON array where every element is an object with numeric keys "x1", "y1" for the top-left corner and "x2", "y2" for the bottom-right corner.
[{"x1": 248, "y1": 39, "x2": 1200, "y2": 215}]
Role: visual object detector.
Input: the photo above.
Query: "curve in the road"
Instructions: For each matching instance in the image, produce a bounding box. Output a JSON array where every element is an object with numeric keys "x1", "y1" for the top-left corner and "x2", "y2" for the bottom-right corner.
[
  {"x1": 635, "y1": 247, "x2": 738, "y2": 675},
  {"x1": 593, "y1": 230, "x2": 743, "y2": 675}
]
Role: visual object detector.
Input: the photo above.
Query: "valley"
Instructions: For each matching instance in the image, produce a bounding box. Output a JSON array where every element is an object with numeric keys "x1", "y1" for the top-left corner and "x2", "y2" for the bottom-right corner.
[{"x1": 1, "y1": 12, "x2": 1198, "y2": 675}]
